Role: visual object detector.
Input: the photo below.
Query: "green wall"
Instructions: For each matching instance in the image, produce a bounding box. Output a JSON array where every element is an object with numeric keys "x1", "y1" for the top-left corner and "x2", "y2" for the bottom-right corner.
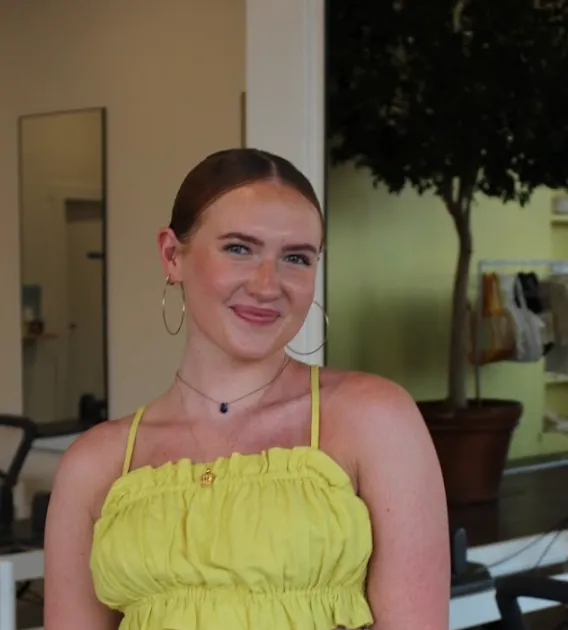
[{"x1": 326, "y1": 165, "x2": 568, "y2": 460}]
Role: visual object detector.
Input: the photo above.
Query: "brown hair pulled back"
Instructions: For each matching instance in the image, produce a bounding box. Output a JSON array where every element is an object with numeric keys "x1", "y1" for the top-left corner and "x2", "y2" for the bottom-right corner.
[{"x1": 169, "y1": 148, "x2": 323, "y2": 241}]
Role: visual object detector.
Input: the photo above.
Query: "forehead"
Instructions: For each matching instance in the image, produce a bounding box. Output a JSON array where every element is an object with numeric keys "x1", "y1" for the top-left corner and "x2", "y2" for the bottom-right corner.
[{"x1": 198, "y1": 181, "x2": 322, "y2": 239}]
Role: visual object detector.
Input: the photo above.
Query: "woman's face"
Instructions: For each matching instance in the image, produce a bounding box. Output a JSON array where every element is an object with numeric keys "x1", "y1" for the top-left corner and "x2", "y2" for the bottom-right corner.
[{"x1": 160, "y1": 180, "x2": 322, "y2": 360}]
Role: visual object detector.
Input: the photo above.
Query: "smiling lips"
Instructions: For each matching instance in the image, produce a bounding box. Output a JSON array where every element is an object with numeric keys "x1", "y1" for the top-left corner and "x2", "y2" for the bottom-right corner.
[{"x1": 231, "y1": 305, "x2": 281, "y2": 325}]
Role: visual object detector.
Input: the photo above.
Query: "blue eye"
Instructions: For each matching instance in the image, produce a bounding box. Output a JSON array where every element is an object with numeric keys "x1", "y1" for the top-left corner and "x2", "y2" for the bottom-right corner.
[
  {"x1": 285, "y1": 253, "x2": 311, "y2": 266},
  {"x1": 224, "y1": 243, "x2": 250, "y2": 255}
]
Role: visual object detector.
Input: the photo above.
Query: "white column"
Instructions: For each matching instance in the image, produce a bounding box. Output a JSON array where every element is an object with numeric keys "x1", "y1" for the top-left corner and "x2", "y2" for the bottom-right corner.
[{"x1": 246, "y1": 0, "x2": 326, "y2": 365}]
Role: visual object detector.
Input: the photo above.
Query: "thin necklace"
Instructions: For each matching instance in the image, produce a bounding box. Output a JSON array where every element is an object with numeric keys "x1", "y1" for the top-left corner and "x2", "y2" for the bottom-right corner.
[
  {"x1": 175, "y1": 355, "x2": 291, "y2": 414},
  {"x1": 174, "y1": 379, "x2": 266, "y2": 487}
]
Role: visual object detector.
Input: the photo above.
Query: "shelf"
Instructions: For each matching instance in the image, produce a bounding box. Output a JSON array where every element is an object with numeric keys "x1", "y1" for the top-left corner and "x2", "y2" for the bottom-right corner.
[
  {"x1": 22, "y1": 333, "x2": 57, "y2": 343},
  {"x1": 545, "y1": 372, "x2": 568, "y2": 386},
  {"x1": 551, "y1": 214, "x2": 568, "y2": 225}
]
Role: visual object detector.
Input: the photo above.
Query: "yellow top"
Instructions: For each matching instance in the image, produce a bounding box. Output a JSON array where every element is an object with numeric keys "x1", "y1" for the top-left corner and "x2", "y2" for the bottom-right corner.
[{"x1": 90, "y1": 366, "x2": 374, "y2": 630}]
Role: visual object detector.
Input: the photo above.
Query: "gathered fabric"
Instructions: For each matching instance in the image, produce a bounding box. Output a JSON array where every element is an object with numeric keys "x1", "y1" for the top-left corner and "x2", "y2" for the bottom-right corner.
[{"x1": 90, "y1": 367, "x2": 374, "y2": 630}]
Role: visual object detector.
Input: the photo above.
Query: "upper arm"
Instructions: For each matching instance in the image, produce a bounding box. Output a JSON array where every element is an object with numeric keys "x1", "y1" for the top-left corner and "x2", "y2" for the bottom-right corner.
[
  {"x1": 354, "y1": 377, "x2": 450, "y2": 630},
  {"x1": 44, "y1": 431, "x2": 122, "y2": 630}
]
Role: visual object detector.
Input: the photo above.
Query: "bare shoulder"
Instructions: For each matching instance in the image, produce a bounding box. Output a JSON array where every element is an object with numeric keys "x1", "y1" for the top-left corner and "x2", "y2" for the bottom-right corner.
[
  {"x1": 52, "y1": 415, "x2": 134, "y2": 520},
  {"x1": 320, "y1": 367, "x2": 435, "y2": 461},
  {"x1": 45, "y1": 417, "x2": 134, "y2": 629},
  {"x1": 321, "y1": 367, "x2": 420, "y2": 429}
]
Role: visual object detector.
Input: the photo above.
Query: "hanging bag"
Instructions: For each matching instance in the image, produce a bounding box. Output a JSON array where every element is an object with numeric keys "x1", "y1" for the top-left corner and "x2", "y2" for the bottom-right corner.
[
  {"x1": 500, "y1": 273, "x2": 544, "y2": 363},
  {"x1": 470, "y1": 273, "x2": 516, "y2": 365}
]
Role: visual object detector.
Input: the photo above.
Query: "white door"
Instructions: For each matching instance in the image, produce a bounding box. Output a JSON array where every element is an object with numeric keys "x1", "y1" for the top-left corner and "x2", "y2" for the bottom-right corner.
[{"x1": 65, "y1": 199, "x2": 105, "y2": 417}]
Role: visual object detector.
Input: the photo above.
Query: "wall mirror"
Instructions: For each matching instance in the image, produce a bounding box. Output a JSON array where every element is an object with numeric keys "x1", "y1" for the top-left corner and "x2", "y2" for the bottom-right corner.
[{"x1": 19, "y1": 108, "x2": 107, "y2": 432}]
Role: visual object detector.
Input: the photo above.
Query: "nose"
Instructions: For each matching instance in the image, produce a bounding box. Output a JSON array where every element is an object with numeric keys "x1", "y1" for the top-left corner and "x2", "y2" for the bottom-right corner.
[{"x1": 246, "y1": 259, "x2": 281, "y2": 301}]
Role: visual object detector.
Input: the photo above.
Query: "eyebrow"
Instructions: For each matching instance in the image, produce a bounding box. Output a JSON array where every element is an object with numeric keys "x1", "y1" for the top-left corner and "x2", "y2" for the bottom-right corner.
[{"x1": 218, "y1": 231, "x2": 319, "y2": 255}]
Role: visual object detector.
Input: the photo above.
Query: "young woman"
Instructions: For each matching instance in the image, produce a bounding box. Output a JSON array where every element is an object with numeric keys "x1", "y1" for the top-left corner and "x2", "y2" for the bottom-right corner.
[{"x1": 44, "y1": 148, "x2": 450, "y2": 630}]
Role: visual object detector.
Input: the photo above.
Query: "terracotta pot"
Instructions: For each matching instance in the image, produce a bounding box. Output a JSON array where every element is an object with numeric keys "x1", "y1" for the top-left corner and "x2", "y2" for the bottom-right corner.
[{"x1": 418, "y1": 399, "x2": 522, "y2": 505}]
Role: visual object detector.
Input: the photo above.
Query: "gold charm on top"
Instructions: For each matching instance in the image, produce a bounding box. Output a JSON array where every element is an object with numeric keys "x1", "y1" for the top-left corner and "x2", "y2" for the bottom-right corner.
[{"x1": 200, "y1": 468, "x2": 215, "y2": 486}]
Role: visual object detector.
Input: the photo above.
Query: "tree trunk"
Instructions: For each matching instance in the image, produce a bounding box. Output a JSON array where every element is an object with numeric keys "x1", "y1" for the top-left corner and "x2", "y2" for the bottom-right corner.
[{"x1": 447, "y1": 202, "x2": 473, "y2": 409}]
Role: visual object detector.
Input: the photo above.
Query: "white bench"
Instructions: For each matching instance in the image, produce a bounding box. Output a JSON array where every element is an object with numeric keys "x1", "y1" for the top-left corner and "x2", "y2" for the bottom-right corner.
[{"x1": 0, "y1": 561, "x2": 15, "y2": 630}]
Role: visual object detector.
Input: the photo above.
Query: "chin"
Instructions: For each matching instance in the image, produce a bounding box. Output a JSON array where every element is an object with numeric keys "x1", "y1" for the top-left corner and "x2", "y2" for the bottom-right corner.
[
  {"x1": 214, "y1": 314, "x2": 295, "y2": 362},
  {"x1": 221, "y1": 328, "x2": 291, "y2": 362},
  {"x1": 224, "y1": 340, "x2": 283, "y2": 363}
]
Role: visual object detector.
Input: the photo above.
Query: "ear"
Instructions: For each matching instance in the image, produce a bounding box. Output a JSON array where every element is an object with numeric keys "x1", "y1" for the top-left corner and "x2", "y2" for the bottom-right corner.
[{"x1": 157, "y1": 227, "x2": 184, "y2": 283}]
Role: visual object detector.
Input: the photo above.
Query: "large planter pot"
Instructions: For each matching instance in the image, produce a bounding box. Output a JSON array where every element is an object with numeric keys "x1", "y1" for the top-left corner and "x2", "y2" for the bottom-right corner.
[{"x1": 418, "y1": 399, "x2": 523, "y2": 506}]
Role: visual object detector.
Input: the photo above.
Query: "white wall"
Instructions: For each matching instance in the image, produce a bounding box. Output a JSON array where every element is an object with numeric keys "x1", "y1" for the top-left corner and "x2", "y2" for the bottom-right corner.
[
  {"x1": 0, "y1": 0, "x2": 326, "y2": 513},
  {"x1": 0, "y1": 0, "x2": 326, "y2": 417},
  {"x1": 0, "y1": 0, "x2": 246, "y2": 417}
]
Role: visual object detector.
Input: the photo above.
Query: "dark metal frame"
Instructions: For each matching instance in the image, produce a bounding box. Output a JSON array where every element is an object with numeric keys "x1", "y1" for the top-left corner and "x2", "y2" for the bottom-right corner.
[
  {"x1": 0, "y1": 415, "x2": 37, "y2": 529},
  {"x1": 0, "y1": 415, "x2": 37, "y2": 489},
  {"x1": 495, "y1": 575, "x2": 568, "y2": 630}
]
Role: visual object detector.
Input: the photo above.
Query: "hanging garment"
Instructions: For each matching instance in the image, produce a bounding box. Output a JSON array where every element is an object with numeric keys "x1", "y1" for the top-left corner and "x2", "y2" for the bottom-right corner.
[
  {"x1": 539, "y1": 310, "x2": 556, "y2": 355},
  {"x1": 514, "y1": 272, "x2": 544, "y2": 314},
  {"x1": 542, "y1": 275, "x2": 568, "y2": 375},
  {"x1": 514, "y1": 272, "x2": 554, "y2": 355},
  {"x1": 541, "y1": 275, "x2": 568, "y2": 345},
  {"x1": 469, "y1": 273, "x2": 516, "y2": 365},
  {"x1": 500, "y1": 273, "x2": 544, "y2": 363}
]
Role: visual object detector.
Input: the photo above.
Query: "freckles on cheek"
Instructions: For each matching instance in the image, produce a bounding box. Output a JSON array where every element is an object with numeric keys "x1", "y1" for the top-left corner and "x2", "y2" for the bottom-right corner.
[
  {"x1": 189, "y1": 254, "x2": 232, "y2": 299},
  {"x1": 285, "y1": 275, "x2": 316, "y2": 304}
]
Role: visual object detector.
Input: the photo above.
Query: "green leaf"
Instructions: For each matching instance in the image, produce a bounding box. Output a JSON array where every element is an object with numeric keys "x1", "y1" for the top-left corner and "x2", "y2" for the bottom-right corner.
[{"x1": 328, "y1": 0, "x2": 568, "y2": 207}]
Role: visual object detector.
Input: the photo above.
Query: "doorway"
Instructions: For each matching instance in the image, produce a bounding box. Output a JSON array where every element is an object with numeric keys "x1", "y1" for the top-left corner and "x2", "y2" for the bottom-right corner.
[{"x1": 65, "y1": 199, "x2": 105, "y2": 419}]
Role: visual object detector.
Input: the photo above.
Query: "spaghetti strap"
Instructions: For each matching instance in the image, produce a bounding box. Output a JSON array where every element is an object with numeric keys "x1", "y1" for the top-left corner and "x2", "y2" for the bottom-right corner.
[
  {"x1": 310, "y1": 366, "x2": 320, "y2": 448},
  {"x1": 122, "y1": 406, "x2": 145, "y2": 476}
]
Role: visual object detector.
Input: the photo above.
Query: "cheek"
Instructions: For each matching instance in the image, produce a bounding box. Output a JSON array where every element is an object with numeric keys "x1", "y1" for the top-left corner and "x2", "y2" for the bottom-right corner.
[
  {"x1": 185, "y1": 252, "x2": 238, "y2": 301},
  {"x1": 283, "y1": 271, "x2": 317, "y2": 310}
]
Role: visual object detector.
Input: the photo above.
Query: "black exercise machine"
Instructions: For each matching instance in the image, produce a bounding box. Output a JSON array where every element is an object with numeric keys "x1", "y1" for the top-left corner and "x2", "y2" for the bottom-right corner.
[
  {"x1": 0, "y1": 415, "x2": 37, "y2": 531},
  {"x1": 495, "y1": 574, "x2": 568, "y2": 630}
]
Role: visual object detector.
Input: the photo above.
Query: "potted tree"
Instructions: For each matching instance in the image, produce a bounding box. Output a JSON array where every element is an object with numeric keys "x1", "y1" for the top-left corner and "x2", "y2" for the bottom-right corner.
[{"x1": 327, "y1": 0, "x2": 568, "y2": 504}]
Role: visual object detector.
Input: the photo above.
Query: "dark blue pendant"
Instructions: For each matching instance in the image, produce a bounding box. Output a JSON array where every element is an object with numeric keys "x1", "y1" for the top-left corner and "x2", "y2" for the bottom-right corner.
[{"x1": 219, "y1": 402, "x2": 229, "y2": 414}]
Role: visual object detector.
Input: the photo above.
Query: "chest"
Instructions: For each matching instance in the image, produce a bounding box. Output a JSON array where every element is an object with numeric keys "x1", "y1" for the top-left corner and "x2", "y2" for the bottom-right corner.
[
  {"x1": 126, "y1": 393, "x2": 359, "y2": 491},
  {"x1": 133, "y1": 403, "x2": 312, "y2": 468}
]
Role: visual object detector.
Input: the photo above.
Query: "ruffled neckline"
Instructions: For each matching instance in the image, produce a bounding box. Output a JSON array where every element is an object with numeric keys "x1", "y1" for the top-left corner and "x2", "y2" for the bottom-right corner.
[{"x1": 96, "y1": 446, "x2": 363, "y2": 523}]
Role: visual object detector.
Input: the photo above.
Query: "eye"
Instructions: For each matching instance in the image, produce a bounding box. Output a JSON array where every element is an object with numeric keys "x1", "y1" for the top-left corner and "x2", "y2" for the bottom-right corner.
[
  {"x1": 284, "y1": 253, "x2": 312, "y2": 266},
  {"x1": 223, "y1": 243, "x2": 250, "y2": 255}
]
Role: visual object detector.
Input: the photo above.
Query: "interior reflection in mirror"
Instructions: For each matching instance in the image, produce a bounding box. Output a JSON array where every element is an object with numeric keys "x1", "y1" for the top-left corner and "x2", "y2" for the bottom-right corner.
[{"x1": 19, "y1": 108, "x2": 107, "y2": 430}]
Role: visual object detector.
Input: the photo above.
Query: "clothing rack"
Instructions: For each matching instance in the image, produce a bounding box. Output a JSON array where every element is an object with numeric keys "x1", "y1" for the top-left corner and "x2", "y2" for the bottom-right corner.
[{"x1": 473, "y1": 258, "x2": 568, "y2": 401}]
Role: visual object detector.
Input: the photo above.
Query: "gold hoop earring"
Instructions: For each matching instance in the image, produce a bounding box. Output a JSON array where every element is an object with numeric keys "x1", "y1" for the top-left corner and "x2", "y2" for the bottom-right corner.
[
  {"x1": 161, "y1": 275, "x2": 186, "y2": 336},
  {"x1": 286, "y1": 300, "x2": 328, "y2": 356}
]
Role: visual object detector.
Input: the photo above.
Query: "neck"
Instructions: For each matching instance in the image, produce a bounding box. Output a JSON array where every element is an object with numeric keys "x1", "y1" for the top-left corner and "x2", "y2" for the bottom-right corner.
[{"x1": 175, "y1": 331, "x2": 288, "y2": 410}]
